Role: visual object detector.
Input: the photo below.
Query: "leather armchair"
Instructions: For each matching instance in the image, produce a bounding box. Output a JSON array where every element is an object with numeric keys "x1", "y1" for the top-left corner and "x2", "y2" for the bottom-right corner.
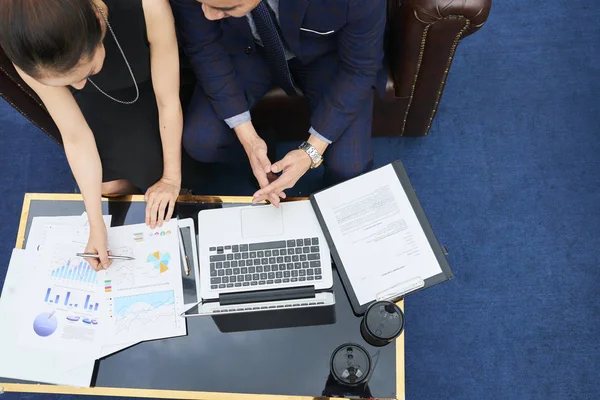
[{"x1": 0, "y1": 0, "x2": 491, "y2": 146}]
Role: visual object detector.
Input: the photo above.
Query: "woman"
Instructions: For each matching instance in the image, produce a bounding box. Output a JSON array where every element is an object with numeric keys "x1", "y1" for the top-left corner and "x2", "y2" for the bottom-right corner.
[{"x1": 0, "y1": 0, "x2": 183, "y2": 270}]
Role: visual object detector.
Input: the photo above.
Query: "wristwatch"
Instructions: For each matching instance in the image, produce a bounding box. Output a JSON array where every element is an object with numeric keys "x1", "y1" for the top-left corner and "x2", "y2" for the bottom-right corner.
[{"x1": 298, "y1": 141, "x2": 324, "y2": 169}]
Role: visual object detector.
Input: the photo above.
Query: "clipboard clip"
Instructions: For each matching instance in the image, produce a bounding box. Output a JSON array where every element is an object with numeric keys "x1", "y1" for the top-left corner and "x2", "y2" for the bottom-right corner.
[{"x1": 375, "y1": 277, "x2": 425, "y2": 302}]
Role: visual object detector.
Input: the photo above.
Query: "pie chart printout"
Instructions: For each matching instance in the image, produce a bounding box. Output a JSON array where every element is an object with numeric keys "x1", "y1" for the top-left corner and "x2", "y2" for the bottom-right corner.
[
  {"x1": 33, "y1": 312, "x2": 58, "y2": 337},
  {"x1": 147, "y1": 251, "x2": 171, "y2": 274}
]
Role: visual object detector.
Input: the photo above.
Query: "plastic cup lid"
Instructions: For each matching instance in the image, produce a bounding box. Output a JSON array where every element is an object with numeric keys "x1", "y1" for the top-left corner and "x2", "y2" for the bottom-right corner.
[
  {"x1": 330, "y1": 343, "x2": 371, "y2": 385},
  {"x1": 365, "y1": 301, "x2": 404, "y2": 340}
]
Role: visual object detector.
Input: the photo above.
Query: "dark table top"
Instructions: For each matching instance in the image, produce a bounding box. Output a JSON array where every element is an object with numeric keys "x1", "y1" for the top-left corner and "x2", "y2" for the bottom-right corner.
[{"x1": 3, "y1": 194, "x2": 404, "y2": 400}]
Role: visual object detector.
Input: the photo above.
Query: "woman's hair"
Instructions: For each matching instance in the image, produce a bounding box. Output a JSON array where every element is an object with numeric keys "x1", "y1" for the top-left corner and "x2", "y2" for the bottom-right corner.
[{"x1": 0, "y1": 0, "x2": 103, "y2": 79}]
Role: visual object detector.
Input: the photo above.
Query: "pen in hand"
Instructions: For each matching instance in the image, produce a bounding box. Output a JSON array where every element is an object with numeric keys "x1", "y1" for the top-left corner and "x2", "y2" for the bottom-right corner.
[{"x1": 76, "y1": 253, "x2": 136, "y2": 261}]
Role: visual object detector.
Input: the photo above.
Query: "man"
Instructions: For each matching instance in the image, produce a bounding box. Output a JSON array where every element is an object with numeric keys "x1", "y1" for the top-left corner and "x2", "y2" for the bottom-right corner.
[{"x1": 171, "y1": 0, "x2": 387, "y2": 206}]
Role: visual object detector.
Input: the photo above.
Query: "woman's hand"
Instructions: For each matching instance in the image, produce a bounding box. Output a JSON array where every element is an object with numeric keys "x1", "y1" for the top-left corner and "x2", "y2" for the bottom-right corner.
[
  {"x1": 145, "y1": 176, "x2": 180, "y2": 228},
  {"x1": 85, "y1": 224, "x2": 111, "y2": 271}
]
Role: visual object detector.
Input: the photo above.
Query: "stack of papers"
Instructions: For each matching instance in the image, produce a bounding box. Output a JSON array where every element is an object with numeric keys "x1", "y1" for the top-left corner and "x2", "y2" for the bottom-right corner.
[{"x1": 0, "y1": 214, "x2": 187, "y2": 387}]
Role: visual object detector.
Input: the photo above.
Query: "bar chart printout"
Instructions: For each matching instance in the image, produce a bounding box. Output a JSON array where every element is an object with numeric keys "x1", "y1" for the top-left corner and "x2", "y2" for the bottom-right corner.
[
  {"x1": 44, "y1": 288, "x2": 100, "y2": 312},
  {"x1": 50, "y1": 258, "x2": 98, "y2": 285}
]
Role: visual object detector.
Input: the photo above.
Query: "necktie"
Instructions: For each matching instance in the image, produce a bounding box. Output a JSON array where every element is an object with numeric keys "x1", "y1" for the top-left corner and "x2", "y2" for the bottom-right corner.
[{"x1": 251, "y1": 1, "x2": 298, "y2": 96}]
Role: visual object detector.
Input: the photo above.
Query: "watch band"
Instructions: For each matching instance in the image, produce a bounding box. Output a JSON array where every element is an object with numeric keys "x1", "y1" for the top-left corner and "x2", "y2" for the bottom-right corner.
[{"x1": 298, "y1": 141, "x2": 324, "y2": 169}]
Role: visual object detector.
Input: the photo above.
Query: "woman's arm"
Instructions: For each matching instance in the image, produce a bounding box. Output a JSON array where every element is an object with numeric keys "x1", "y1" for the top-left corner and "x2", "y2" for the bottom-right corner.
[
  {"x1": 142, "y1": 0, "x2": 184, "y2": 228},
  {"x1": 15, "y1": 67, "x2": 111, "y2": 270}
]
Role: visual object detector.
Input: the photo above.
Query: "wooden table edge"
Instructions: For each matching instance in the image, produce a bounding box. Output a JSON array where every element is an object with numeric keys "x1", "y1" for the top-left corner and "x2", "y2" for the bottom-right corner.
[{"x1": 4, "y1": 192, "x2": 406, "y2": 400}]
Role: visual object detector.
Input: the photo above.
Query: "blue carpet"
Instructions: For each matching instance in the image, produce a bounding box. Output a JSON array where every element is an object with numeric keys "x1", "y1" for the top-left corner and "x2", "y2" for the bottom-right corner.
[{"x1": 1, "y1": 0, "x2": 600, "y2": 399}]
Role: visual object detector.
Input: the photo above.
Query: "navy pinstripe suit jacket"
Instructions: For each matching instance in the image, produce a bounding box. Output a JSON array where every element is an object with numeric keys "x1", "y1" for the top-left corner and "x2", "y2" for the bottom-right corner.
[{"x1": 171, "y1": 0, "x2": 387, "y2": 142}]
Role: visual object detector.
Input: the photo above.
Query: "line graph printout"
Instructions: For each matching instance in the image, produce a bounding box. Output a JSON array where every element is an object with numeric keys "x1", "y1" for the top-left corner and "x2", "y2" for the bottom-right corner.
[
  {"x1": 102, "y1": 246, "x2": 135, "y2": 290},
  {"x1": 111, "y1": 290, "x2": 184, "y2": 342},
  {"x1": 102, "y1": 219, "x2": 186, "y2": 345}
]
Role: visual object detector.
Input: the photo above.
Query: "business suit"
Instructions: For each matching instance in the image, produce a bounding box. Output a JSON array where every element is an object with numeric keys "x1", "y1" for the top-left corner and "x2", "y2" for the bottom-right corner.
[{"x1": 171, "y1": 0, "x2": 387, "y2": 183}]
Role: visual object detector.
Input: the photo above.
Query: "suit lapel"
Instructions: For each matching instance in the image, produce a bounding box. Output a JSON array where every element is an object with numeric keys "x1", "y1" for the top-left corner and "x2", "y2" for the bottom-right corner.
[{"x1": 279, "y1": 0, "x2": 309, "y2": 56}]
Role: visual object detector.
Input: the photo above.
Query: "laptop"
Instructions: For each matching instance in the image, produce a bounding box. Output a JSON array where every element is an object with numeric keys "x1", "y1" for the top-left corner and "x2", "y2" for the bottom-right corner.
[{"x1": 186, "y1": 200, "x2": 335, "y2": 316}]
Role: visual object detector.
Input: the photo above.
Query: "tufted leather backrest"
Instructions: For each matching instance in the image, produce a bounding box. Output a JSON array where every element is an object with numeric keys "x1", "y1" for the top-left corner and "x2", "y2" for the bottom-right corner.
[{"x1": 0, "y1": 46, "x2": 62, "y2": 143}]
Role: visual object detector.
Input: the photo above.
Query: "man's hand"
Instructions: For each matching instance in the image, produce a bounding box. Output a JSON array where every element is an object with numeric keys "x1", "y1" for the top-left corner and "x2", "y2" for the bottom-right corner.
[
  {"x1": 235, "y1": 121, "x2": 285, "y2": 205},
  {"x1": 145, "y1": 176, "x2": 181, "y2": 229},
  {"x1": 246, "y1": 135, "x2": 271, "y2": 186},
  {"x1": 252, "y1": 149, "x2": 313, "y2": 207},
  {"x1": 252, "y1": 134, "x2": 329, "y2": 206},
  {"x1": 85, "y1": 224, "x2": 111, "y2": 271}
]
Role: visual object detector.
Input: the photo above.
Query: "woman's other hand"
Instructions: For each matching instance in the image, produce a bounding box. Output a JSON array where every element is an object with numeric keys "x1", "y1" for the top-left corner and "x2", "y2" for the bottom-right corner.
[{"x1": 145, "y1": 176, "x2": 180, "y2": 229}]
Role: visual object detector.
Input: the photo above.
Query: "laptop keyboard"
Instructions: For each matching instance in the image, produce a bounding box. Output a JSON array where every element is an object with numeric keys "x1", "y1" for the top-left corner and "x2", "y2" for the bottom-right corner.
[{"x1": 208, "y1": 238, "x2": 323, "y2": 290}]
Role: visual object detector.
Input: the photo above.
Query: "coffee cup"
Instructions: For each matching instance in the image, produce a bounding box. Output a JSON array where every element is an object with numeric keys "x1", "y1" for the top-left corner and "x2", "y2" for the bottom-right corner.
[{"x1": 360, "y1": 300, "x2": 404, "y2": 347}]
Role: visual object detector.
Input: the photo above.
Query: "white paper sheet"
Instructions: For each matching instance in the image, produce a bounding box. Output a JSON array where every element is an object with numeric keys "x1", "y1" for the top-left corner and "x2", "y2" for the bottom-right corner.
[
  {"x1": 23, "y1": 228, "x2": 106, "y2": 357},
  {"x1": 0, "y1": 249, "x2": 95, "y2": 387},
  {"x1": 101, "y1": 219, "x2": 187, "y2": 344},
  {"x1": 14, "y1": 212, "x2": 129, "y2": 368},
  {"x1": 30, "y1": 221, "x2": 138, "y2": 359},
  {"x1": 39, "y1": 219, "x2": 187, "y2": 348},
  {"x1": 26, "y1": 212, "x2": 112, "y2": 253},
  {"x1": 314, "y1": 164, "x2": 443, "y2": 305}
]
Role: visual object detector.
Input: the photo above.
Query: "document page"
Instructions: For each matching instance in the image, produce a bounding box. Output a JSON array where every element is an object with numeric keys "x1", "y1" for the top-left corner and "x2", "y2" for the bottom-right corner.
[
  {"x1": 314, "y1": 164, "x2": 442, "y2": 305},
  {"x1": 0, "y1": 249, "x2": 96, "y2": 387},
  {"x1": 0, "y1": 219, "x2": 188, "y2": 386},
  {"x1": 35, "y1": 224, "x2": 131, "y2": 357},
  {"x1": 26, "y1": 213, "x2": 112, "y2": 253},
  {"x1": 17, "y1": 215, "x2": 124, "y2": 361},
  {"x1": 39, "y1": 220, "x2": 187, "y2": 347},
  {"x1": 18, "y1": 234, "x2": 106, "y2": 356},
  {"x1": 101, "y1": 220, "x2": 187, "y2": 346}
]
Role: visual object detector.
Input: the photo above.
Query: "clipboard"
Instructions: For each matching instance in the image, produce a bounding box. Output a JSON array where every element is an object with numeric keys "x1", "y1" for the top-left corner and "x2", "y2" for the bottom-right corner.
[{"x1": 310, "y1": 160, "x2": 454, "y2": 315}]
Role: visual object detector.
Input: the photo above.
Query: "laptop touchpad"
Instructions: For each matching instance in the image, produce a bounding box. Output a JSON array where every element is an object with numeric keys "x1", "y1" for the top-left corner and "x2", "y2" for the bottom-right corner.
[{"x1": 241, "y1": 206, "x2": 284, "y2": 238}]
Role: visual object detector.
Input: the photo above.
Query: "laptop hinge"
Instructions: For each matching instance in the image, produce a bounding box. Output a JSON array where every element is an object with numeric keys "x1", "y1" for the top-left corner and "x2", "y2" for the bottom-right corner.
[{"x1": 219, "y1": 286, "x2": 315, "y2": 306}]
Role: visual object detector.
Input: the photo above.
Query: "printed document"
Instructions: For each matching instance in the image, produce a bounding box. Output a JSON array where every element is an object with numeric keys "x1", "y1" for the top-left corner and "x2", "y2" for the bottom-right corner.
[
  {"x1": 16, "y1": 215, "x2": 112, "y2": 356},
  {"x1": 39, "y1": 219, "x2": 187, "y2": 347},
  {"x1": 26, "y1": 212, "x2": 112, "y2": 252},
  {"x1": 0, "y1": 217, "x2": 187, "y2": 386},
  {"x1": 25, "y1": 214, "x2": 138, "y2": 358},
  {"x1": 0, "y1": 249, "x2": 95, "y2": 387},
  {"x1": 102, "y1": 220, "x2": 187, "y2": 345},
  {"x1": 313, "y1": 164, "x2": 443, "y2": 305}
]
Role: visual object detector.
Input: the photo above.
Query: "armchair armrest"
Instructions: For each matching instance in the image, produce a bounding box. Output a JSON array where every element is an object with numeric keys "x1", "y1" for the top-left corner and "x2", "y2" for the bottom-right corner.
[
  {"x1": 388, "y1": 0, "x2": 492, "y2": 136},
  {"x1": 0, "y1": 46, "x2": 62, "y2": 145}
]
